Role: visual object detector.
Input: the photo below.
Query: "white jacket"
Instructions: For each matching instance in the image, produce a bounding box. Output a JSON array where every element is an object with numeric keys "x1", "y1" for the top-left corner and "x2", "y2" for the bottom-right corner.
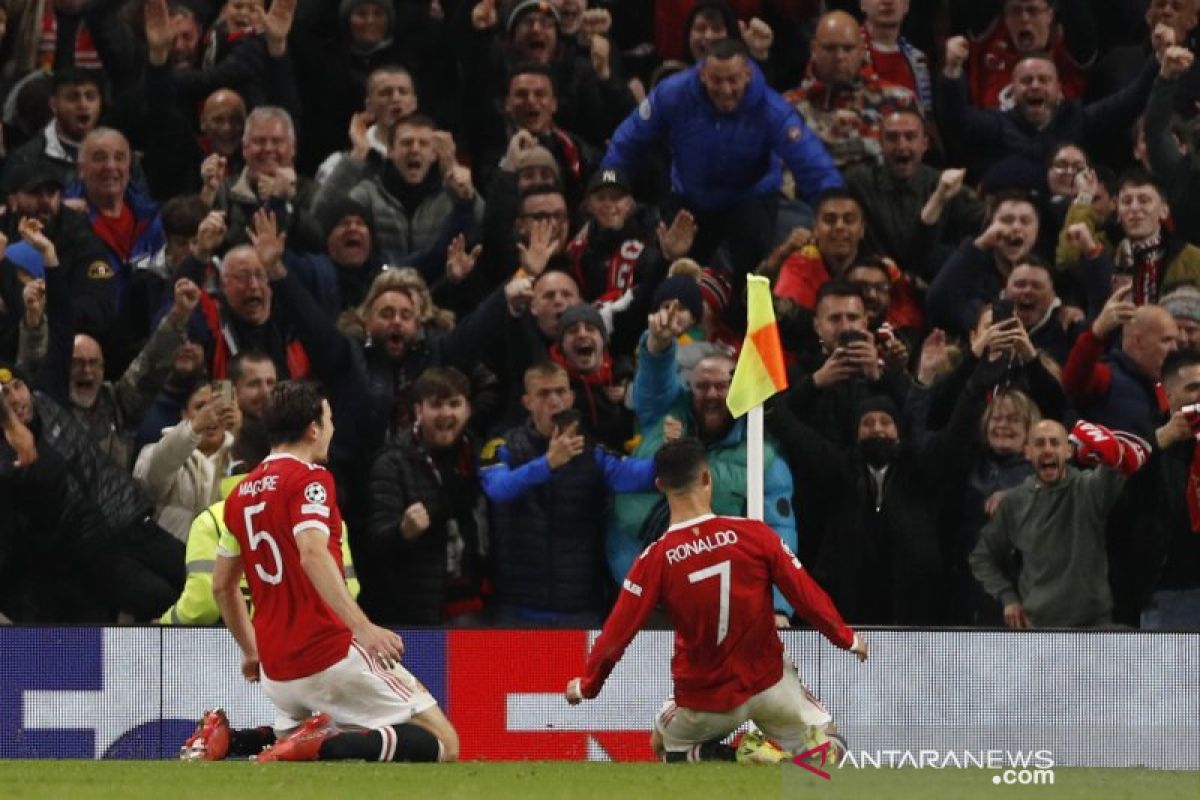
[{"x1": 134, "y1": 421, "x2": 235, "y2": 542}]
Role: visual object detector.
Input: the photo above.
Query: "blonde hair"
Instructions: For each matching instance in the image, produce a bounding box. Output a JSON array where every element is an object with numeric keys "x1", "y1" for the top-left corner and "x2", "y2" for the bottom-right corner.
[
  {"x1": 337, "y1": 267, "x2": 455, "y2": 339},
  {"x1": 668, "y1": 258, "x2": 702, "y2": 279},
  {"x1": 979, "y1": 389, "x2": 1042, "y2": 445}
]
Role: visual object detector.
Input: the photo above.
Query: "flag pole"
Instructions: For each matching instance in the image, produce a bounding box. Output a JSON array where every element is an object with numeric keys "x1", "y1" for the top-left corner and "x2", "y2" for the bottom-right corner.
[
  {"x1": 725, "y1": 273, "x2": 786, "y2": 523},
  {"x1": 747, "y1": 403, "x2": 764, "y2": 521}
]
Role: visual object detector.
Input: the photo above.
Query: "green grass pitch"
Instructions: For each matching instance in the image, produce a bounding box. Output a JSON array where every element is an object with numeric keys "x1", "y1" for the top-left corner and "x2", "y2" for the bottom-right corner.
[{"x1": 1, "y1": 761, "x2": 1198, "y2": 800}]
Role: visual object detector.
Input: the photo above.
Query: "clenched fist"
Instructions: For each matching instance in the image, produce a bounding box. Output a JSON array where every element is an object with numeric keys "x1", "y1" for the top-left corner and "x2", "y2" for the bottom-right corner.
[{"x1": 400, "y1": 502, "x2": 431, "y2": 539}]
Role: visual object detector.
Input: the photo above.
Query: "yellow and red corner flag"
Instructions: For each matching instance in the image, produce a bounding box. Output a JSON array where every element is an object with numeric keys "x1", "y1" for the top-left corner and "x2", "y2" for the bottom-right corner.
[{"x1": 726, "y1": 275, "x2": 788, "y2": 418}]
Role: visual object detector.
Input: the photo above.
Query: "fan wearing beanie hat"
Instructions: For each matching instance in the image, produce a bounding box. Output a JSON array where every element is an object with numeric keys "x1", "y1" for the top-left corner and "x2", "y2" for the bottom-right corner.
[
  {"x1": 567, "y1": 166, "x2": 681, "y2": 357},
  {"x1": 0, "y1": 361, "x2": 31, "y2": 393},
  {"x1": 651, "y1": 273, "x2": 740, "y2": 386},
  {"x1": 511, "y1": 145, "x2": 562, "y2": 189},
  {"x1": 767, "y1": 374, "x2": 982, "y2": 623},
  {"x1": 665, "y1": 264, "x2": 741, "y2": 356},
  {"x1": 855, "y1": 395, "x2": 902, "y2": 469},
  {"x1": 548, "y1": 303, "x2": 636, "y2": 451},
  {"x1": 507, "y1": 0, "x2": 560, "y2": 34},
  {"x1": 503, "y1": 0, "x2": 562, "y2": 63},
  {"x1": 316, "y1": 199, "x2": 383, "y2": 310},
  {"x1": 1161, "y1": 286, "x2": 1200, "y2": 350},
  {"x1": 651, "y1": 275, "x2": 704, "y2": 327},
  {"x1": 0, "y1": 362, "x2": 37, "y2": 466}
]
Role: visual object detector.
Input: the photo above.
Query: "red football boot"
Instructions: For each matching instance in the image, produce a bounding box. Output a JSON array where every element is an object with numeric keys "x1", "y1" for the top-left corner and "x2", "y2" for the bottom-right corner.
[
  {"x1": 180, "y1": 708, "x2": 231, "y2": 761},
  {"x1": 255, "y1": 713, "x2": 335, "y2": 763}
]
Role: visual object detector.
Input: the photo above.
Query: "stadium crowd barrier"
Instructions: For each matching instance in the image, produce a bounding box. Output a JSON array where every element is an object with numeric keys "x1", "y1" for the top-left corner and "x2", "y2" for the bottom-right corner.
[{"x1": 0, "y1": 627, "x2": 1195, "y2": 768}]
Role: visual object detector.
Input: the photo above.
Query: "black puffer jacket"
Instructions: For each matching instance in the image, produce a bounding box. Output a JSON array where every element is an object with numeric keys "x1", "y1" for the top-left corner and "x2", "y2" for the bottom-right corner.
[
  {"x1": 487, "y1": 423, "x2": 611, "y2": 614},
  {"x1": 767, "y1": 361, "x2": 994, "y2": 625},
  {"x1": 17, "y1": 392, "x2": 153, "y2": 554},
  {"x1": 364, "y1": 430, "x2": 488, "y2": 624}
]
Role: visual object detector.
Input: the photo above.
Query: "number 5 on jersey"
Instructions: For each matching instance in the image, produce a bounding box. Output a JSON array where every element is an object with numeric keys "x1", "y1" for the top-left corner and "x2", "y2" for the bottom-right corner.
[{"x1": 244, "y1": 502, "x2": 283, "y2": 585}]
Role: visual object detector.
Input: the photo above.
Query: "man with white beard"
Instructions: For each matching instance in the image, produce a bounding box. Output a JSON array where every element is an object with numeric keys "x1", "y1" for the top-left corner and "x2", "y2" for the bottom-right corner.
[
  {"x1": 609, "y1": 301, "x2": 799, "y2": 620},
  {"x1": 33, "y1": 277, "x2": 201, "y2": 470}
]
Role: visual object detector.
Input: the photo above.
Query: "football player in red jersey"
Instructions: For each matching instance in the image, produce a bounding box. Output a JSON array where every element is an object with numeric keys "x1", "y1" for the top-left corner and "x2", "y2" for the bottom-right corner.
[
  {"x1": 212, "y1": 381, "x2": 459, "y2": 763},
  {"x1": 566, "y1": 438, "x2": 868, "y2": 764}
]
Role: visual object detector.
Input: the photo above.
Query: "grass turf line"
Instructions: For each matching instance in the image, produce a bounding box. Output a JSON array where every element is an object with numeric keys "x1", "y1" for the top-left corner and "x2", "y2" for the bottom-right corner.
[{"x1": 0, "y1": 761, "x2": 1196, "y2": 800}]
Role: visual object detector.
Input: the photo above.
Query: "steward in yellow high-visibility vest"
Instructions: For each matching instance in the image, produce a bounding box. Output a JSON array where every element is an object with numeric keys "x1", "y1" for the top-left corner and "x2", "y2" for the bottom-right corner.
[{"x1": 160, "y1": 475, "x2": 359, "y2": 625}]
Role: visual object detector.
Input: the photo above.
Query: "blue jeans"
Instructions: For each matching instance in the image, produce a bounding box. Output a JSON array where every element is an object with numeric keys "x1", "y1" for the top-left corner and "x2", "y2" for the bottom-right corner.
[{"x1": 1140, "y1": 588, "x2": 1200, "y2": 631}]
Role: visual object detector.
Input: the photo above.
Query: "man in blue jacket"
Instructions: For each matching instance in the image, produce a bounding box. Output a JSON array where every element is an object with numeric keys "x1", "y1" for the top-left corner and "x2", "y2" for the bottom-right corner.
[
  {"x1": 482, "y1": 361, "x2": 656, "y2": 627},
  {"x1": 602, "y1": 38, "x2": 842, "y2": 277}
]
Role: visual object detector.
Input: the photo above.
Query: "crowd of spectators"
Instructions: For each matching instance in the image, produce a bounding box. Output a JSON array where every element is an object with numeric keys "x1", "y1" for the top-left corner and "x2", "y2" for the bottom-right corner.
[{"x1": 0, "y1": 0, "x2": 1197, "y2": 632}]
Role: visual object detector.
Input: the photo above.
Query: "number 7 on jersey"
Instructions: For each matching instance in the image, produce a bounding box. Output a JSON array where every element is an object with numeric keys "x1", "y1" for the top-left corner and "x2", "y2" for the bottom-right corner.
[{"x1": 688, "y1": 559, "x2": 731, "y2": 644}]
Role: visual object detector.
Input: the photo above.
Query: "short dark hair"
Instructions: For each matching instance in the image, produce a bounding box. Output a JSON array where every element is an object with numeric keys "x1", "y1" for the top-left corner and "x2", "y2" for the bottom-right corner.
[
  {"x1": 519, "y1": 183, "x2": 566, "y2": 210},
  {"x1": 263, "y1": 381, "x2": 326, "y2": 446},
  {"x1": 52, "y1": 67, "x2": 103, "y2": 95},
  {"x1": 523, "y1": 361, "x2": 568, "y2": 391},
  {"x1": 230, "y1": 416, "x2": 270, "y2": 475},
  {"x1": 394, "y1": 111, "x2": 436, "y2": 132},
  {"x1": 368, "y1": 64, "x2": 412, "y2": 89},
  {"x1": 1117, "y1": 168, "x2": 1166, "y2": 200},
  {"x1": 161, "y1": 194, "x2": 208, "y2": 238},
  {"x1": 532, "y1": 266, "x2": 578, "y2": 290},
  {"x1": 228, "y1": 350, "x2": 274, "y2": 385},
  {"x1": 814, "y1": 280, "x2": 865, "y2": 310},
  {"x1": 1013, "y1": 51, "x2": 1057, "y2": 74},
  {"x1": 705, "y1": 37, "x2": 748, "y2": 62},
  {"x1": 1047, "y1": 141, "x2": 1088, "y2": 164},
  {"x1": 814, "y1": 187, "x2": 863, "y2": 216},
  {"x1": 412, "y1": 366, "x2": 470, "y2": 404},
  {"x1": 1162, "y1": 349, "x2": 1200, "y2": 384},
  {"x1": 987, "y1": 188, "x2": 1037, "y2": 221},
  {"x1": 655, "y1": 438, "x2": 709, "y2": 492},
  {"x1": 846, "y1": 256, "x2": 890, "y2": 283},
  {"x1": 509, "y1": 62, "x2": 557, "y2": 94},
  {"x1": 1012, "y1": 253, "x2": 1053, "y2": 274}
]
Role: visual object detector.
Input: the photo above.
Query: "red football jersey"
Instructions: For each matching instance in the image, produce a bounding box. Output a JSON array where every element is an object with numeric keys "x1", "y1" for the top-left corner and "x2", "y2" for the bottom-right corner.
[
  {"x1": 581, "y1": 514, "x2": 855, "y2": 711},
  {"x1": 870, "y1": 46, "x2": 918, "y2": 98},
  {"x1": 223, "y1": 453, "x2": 353, "y2": 681}
]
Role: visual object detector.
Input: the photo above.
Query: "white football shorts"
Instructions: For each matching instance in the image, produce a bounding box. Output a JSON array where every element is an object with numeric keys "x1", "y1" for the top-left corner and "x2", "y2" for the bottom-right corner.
[
  {"x1": 261, "y1": 641, "x2": 438, "y2": 733},
  {"x1": 654, "y1": 656, "x2": 832, "y2": 754}
]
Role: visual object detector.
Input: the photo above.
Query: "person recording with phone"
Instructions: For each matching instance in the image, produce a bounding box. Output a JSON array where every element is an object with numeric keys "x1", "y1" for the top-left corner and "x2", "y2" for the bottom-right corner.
[
  {"x1": 919, "y1": 291, "x2": 1070, "y2": 440},
  {"x1": 846, "y1": 258, "x2": 920, "y2": 371},
  {"x1": 480, "y1": 361, "x2": 656, "y2": 626},
  {"x1": 995, "y1": 257, "x2": 1086, "y2": 367},
  {"x1": 0, "y1": 220, "x2": 186, "y2": 621},
  {"x1": 133, "y1": 378, "x2": 241, "y2": 542},
  {"x1": 1062, "y1": 284, "x2": 1180, "y2": 441},
  {"x1": 772, "y1": 281, "x2": 911, "y2": 448},
  {"x1": 1108, "y1": 350, "x2": 1200, "y2": 631}
]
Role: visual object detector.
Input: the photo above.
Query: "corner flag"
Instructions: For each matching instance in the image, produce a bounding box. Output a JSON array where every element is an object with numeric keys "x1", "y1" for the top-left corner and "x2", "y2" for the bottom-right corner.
[{"x1": 726, "y1": 275, "x2": 788, "y2": 418}]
